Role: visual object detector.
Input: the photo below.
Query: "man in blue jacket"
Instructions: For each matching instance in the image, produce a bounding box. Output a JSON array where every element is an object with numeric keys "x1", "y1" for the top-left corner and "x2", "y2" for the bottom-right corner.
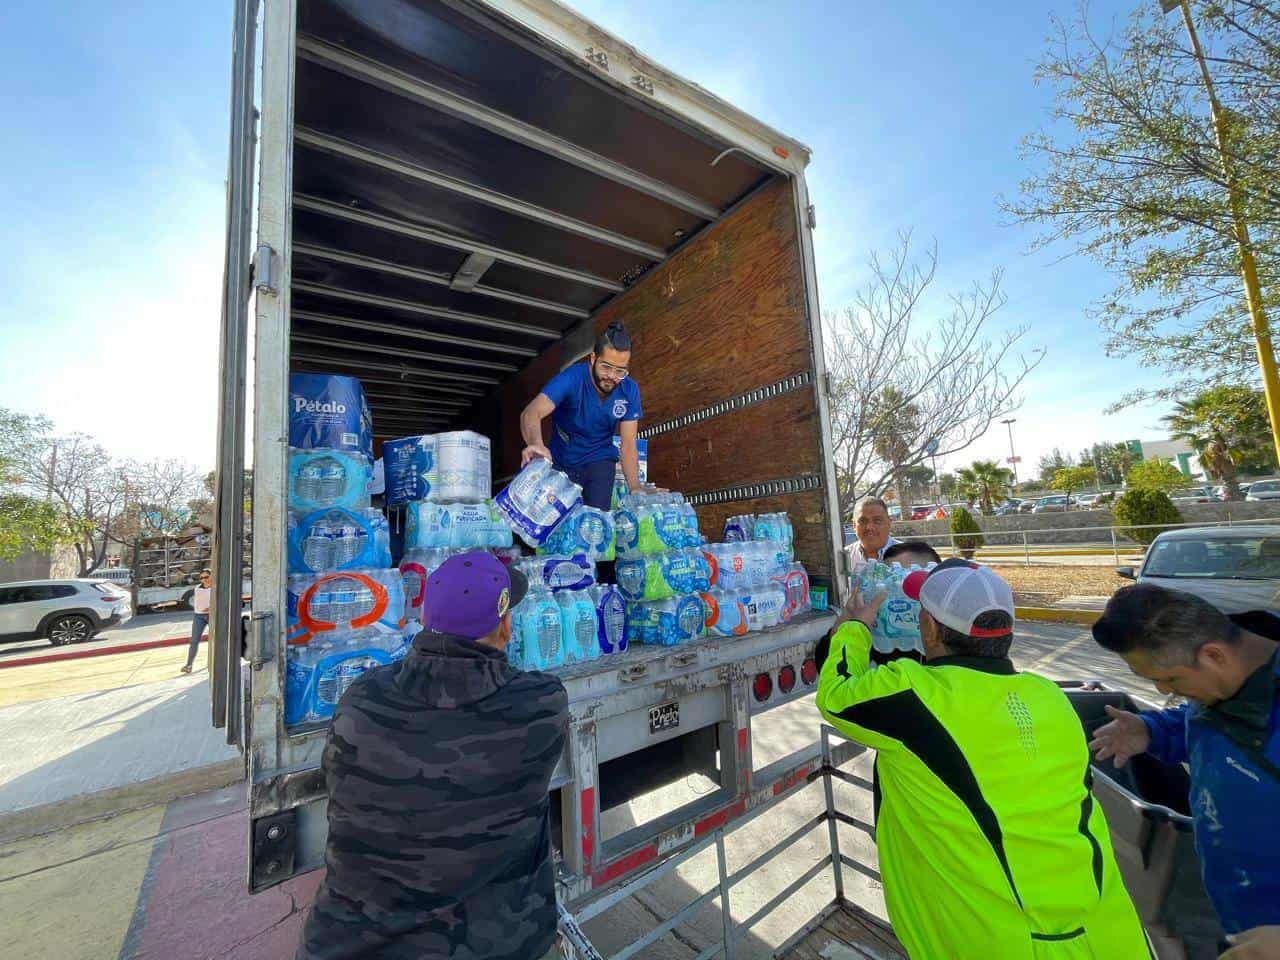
[{"x1": 1089, "y1": 583, "x2": 1279, "y2": 953}]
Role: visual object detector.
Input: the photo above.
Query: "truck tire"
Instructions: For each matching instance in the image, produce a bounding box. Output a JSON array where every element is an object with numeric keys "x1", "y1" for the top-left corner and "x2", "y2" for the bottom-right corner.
[
  {"x1": 47, "y1": 614, "x2": 94, "y2": 647},
  {"x1": 179, "y1": 590, "x2": 195, "y2": 611}
]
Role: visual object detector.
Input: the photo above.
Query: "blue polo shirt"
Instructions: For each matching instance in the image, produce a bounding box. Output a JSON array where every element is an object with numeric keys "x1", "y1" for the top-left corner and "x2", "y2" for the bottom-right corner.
[{"x1": 542, "y1": 361, "x2": 643, "y2": 468}]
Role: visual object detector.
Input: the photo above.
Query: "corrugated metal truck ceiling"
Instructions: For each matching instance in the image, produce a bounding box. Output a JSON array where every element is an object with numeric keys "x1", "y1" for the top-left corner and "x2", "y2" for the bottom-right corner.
[{"x1": 288, "y1": 0, "x2": 776, "y2": 431}]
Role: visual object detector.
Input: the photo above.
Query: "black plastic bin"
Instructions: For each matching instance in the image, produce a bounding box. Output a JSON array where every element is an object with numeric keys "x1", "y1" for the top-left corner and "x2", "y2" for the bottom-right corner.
[{"x1": 1060, "y1": 683, "x2": 1223, "y2": 960}]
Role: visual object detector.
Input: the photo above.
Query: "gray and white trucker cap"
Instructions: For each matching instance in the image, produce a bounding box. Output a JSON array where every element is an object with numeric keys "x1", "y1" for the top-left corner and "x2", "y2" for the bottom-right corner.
[{"x1": 902, "y1": 558, "x2": 1015, "y2": 637}]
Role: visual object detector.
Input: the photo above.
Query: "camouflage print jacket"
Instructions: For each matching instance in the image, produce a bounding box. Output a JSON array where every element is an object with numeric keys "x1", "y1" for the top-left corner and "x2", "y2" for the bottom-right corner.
[{"x1": 296, "y1": 631, "x2": 569, "y2": 960}]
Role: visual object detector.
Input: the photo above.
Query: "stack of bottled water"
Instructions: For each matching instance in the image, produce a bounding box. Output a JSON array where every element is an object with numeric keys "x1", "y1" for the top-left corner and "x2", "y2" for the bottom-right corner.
[
  {"x1": 699, "y1": 530, "x2": 809, "y2": 638},
  {"x1": 851, "y1": 559, "x2": 936, "y2": 656},
  {"x1": 723, "y1": 512, "x2": 794, "y2": 559},
  {"x1": 508, "y1": 583, "x2": 626, "y2": 671},
  {"x1": 625, "y1": 593, "x2": 707, "y2": 647},
  {"x1": 494, "y1": 458, "x2": 582, "y2": 547},
  {"x1": 612, "y1": 487, "x2": 714, "y2": 647},
  {"x1": 403, "y1": 500, "x2": 513, "y2": 551},
  {"x1": 285, "y1": 373, "x2": 410, "y2": 726},
  {"x1": 515, "y1": 554, "x2": 596, "y2": 592}
]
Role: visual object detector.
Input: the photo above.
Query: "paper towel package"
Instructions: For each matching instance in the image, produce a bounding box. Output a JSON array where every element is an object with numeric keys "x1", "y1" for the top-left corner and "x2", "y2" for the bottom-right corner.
[{"x1": 434, "y1": 430, "x2": 492, "y2": 502}]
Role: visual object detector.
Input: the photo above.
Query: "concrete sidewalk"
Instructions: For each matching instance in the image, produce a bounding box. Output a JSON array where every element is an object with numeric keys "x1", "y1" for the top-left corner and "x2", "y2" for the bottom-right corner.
[{"x1": 0, "y1": 668, "x2": 243, "y2": 842}]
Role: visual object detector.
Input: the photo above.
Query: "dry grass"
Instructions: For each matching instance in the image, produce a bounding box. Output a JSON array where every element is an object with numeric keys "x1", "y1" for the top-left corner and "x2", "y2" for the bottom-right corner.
[{"x1": 989, "y1": 563, "x2": 1126, "y2": 606}]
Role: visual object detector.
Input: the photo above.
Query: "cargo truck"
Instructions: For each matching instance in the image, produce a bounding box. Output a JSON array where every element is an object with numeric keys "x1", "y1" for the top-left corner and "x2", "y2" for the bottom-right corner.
[
  {"x1": 211, "y1": 0, "x2": 847, "y2": 900},
  {"x1": 209, "y1": 5, "x2": 1222, "y2": 957}
]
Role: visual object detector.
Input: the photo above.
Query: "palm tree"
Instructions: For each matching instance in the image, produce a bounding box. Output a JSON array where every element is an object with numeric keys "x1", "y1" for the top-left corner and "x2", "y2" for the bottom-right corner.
[
  {"x1": 956, "y1": 460, "x2": 1014, "y2": 515},
  {"x1": 1161, "y1": 387, "x2": 1272, "y2": 501}
]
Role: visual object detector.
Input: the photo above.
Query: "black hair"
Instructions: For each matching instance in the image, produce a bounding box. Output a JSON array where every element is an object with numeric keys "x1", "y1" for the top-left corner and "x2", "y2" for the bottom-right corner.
[
  {"x1": 594, "y1": 321, "x2": 632, "y2": 356},
  {"x1": 883, "y1": 540, "x2": 941, "y2": 565},
  {"x1": 935, "y1": 609, "x2": 1014, "y2": 659},
  {"x1": 1092, "y1": 582, "x2": 1239, "y2": 667}
]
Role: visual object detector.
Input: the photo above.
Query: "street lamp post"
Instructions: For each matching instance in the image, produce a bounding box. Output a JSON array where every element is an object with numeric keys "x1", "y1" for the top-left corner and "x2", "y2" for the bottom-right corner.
[
  {"x1": 1001, "y1": 418, "x2": 1019, "y2": 489},
  {"x1": 1160, "y1": 0, "x2": 1280, "y2": 465}
]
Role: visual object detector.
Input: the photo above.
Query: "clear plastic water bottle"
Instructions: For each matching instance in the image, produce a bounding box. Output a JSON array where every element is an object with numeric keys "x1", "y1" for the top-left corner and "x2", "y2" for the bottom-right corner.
[
  {"x1": 522, "y1": 587, "x2": 563, "y2": 670},
  {"x1": 330, "y1": 514, "x2": 367, "y2": 567},
  {"x1": 296, "y1": 458, "x2": 325, "y2": 504},
  {"x1": 590, "y1": 584, "x2": 625, "y2": 655},
  {"x1": 302, "y1": 517, "x2": 333, "y2": 572},
  {"x1": 317, "y1": 456, "x2": 346, "y2": 503}
]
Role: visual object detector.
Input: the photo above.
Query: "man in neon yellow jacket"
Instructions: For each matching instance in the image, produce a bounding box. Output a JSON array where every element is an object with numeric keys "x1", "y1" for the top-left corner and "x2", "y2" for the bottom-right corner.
[{"x1": 816, "y1": 559, "x2": 1149, "y2": 959}]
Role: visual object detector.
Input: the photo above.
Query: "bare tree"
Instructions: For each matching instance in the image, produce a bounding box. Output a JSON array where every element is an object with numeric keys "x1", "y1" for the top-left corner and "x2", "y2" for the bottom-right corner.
[
  {"x1": 824, "y1": 234, "x2": 1044, "y2": 519},
  {"x1": 1, "y1": 407, "x2": 206, "y2": 574}
]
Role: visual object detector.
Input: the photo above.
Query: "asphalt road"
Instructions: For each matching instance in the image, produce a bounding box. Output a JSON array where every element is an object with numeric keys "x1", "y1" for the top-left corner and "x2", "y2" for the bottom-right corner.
[{"x1": 0, "y1": 611, "x2": 193, "y2": 663}]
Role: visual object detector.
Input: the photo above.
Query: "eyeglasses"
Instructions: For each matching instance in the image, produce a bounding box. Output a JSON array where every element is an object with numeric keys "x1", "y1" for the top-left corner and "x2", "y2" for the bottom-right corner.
[{"x1": 596, "y1": 359, "x2": 629, "y2": 378}]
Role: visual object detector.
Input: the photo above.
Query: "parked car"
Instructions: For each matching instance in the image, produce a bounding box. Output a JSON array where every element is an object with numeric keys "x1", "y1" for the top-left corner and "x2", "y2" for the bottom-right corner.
[
  {"x1": 994, "y1": 500, "x2": 1021, "y2": 516},
  {"x1": 1033, "y1": 495, "x2": 1071, "y2": 514},
  {"x1": 1075, "y1": 492, "x2": 1102, "y2": 508},
  {"x1": 1018, "y1": 499, "x2": 1039, "y2": 514},
  {"x1": 1117, "y1": 526, "x2": 1280, "y2": 613},
  {"x1": 909, "y1": 504, "x2": 934, "y2": 521},
  {"x1": 0, "y1": 579, "x2": 133, "y2": 646},
  {"x1": 887, "y1": 504, "x2": 903, "y2": 520},
  {"x1": 1170, "y1": 486, "x2": 1213, "y2": 504},
  {"x1": 1245, "y1": 479, "x2": 1280, "y2": 501}
]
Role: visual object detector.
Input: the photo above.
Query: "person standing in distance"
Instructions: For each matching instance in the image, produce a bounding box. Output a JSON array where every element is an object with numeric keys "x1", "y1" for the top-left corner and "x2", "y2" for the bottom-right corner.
[
  {"x1": 181, "y1": 569, "x2": 212, "y2": 674},
  {"x1": 520, "y1": 321, "x2": 643, "y2": 510}
]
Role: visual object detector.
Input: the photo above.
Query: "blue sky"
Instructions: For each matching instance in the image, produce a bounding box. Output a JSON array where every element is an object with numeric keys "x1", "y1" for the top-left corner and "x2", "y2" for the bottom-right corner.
[{"x1": 0, "y1": 0, "x2": 1179, "y2": 475}]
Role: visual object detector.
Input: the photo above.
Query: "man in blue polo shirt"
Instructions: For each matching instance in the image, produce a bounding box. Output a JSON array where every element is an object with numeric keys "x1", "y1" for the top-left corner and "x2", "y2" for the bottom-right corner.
[{"x1": 519, "y1": 321, "x2": 644, "y2": 509}]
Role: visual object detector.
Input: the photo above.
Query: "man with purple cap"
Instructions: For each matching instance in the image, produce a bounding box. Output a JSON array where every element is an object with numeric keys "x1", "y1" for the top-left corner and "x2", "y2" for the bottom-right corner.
[
  {"x1": 297, "y1": 552, "x2": 568, "y2": 960},
  {"x1": 814, "y1": 559, "x2": 1146, "y2": 959}
]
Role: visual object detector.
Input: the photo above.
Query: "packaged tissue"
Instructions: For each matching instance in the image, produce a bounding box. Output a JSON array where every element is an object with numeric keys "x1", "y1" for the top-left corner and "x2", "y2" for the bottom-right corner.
[{"x1": 288, "y1": 373, "x2": 372, "y2": 457}]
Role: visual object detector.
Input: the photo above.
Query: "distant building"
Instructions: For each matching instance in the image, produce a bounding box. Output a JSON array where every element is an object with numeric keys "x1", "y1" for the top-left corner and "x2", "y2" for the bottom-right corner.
[{"x1": 1127, "y1": 438, "x2": 1204, "y2": 479}]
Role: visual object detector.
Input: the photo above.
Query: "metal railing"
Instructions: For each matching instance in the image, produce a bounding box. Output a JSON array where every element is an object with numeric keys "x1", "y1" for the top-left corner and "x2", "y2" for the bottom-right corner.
[
  {"x1": 556, "y1": 727, "x2": 882, "y2": 960},
  {"x1": 880, "y1": 515, "x2": 1280, "y2": 566}
]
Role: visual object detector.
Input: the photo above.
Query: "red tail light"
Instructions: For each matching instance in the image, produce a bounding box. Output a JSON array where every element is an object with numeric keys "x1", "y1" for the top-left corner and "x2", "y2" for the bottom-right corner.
[
  {"x1": 752, "y1": 672, "x2": 773, "y2": 702},
  {"x1": 801, "y1": 658, "x2": 818, "y2": 685},
  {"x1": 778, "y1": 665, "x2": 796, "y2": 695}
]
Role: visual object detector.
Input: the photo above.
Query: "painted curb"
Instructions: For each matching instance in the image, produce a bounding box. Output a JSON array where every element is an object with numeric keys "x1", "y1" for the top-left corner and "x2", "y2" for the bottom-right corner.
[
  {"x1": 1015, "y1": 606, "x2": 1101, "y2": 626},
  {"x1": 0, "y1": 758, "x2": 244, "y2": 845},
  {"x1": 0, "y1": 635, "x2": 196, "y2": 670}
]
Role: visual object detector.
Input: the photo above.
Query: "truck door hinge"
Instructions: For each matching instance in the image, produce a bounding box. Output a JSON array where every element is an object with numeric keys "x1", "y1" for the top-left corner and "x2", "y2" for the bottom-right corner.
[
  {"x1": 807, "y1": 204, "x2": 817, "y2": 230},
  {"x1": 252, "y1": 243, "x2": 278, "y2": 297},
  {"x1": 250, "y1": 611, "x2": 275, "y2": 669}
]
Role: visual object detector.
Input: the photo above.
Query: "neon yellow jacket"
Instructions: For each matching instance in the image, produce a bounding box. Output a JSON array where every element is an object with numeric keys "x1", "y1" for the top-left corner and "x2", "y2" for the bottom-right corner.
[{"x1": 816, "y1": 621, "x2": 1150, "y2": 959}]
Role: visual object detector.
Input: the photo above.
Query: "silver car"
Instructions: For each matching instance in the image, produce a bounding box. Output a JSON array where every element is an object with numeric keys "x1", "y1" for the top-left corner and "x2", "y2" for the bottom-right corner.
[
  {"x1": 1118, "y1": 526, "x2": 1280, "y2": 613},
  {"x1": 1245, "y1": 479, "x2": 1280, "y2": 501},
  {"x1": 0, "y1": 579, "x2": 134, "y2": 646}
]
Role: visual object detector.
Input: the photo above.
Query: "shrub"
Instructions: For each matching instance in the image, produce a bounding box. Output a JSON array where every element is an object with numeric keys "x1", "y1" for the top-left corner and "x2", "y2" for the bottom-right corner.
[
  {"x1": 1113, "y1": 489, "x2": 1182, "y2": 545},
  {"x1": 949, "y1": 506, "x2": 984, "y2": 556}
]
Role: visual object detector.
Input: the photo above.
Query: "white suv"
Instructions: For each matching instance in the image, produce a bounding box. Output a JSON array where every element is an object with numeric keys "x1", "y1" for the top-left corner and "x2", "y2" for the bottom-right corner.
[{"x1": 0, "y1": 579, "x2": 134, "y2": 646}]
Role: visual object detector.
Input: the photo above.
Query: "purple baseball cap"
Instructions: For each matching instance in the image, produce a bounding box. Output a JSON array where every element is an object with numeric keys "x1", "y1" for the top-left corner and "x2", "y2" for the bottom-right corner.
[{"x1": 421, "y1": 551, "x2": 528, "y2": 639}]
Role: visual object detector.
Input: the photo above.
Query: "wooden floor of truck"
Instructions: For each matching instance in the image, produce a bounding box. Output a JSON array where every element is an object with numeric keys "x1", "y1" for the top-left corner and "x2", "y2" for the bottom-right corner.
[{"x1": 779, "y1": 900, "x2": 906, "y2": 960}]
